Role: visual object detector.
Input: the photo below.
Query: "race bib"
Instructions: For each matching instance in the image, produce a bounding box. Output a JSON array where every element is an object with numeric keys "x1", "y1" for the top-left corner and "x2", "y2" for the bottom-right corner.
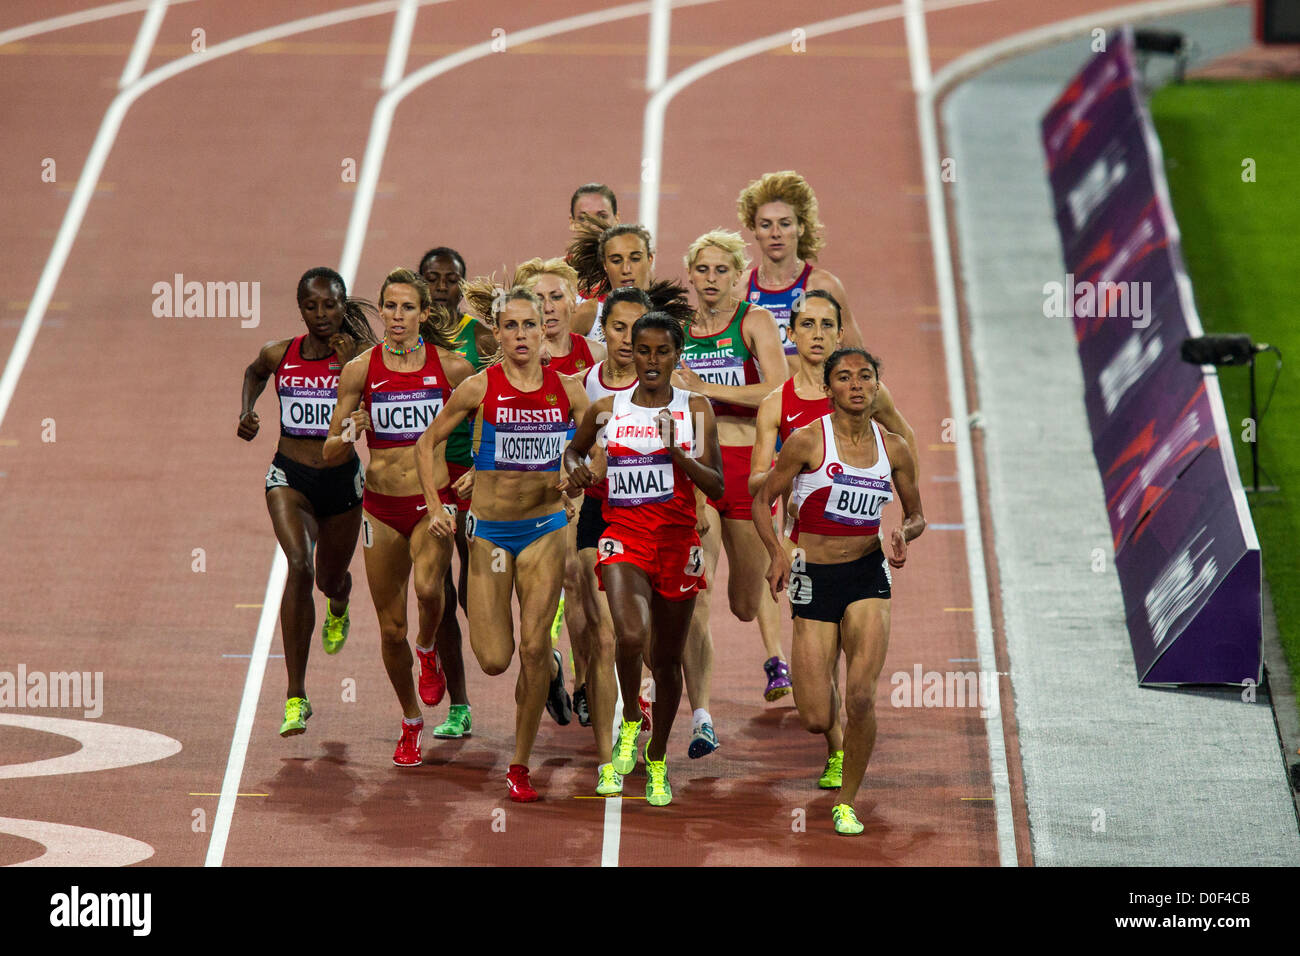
[
  {"x1": 493, "y1": 421, "x2": 566, "y2": 471},
  {"x1": 279, "y1": 390, "x2": 336, "y2": 438},
  {"x1": 607, "y1": 453, "x2": 674, "y2": 506},
  {"x1": 825, "y1": 473, "x2": 893, "y2": 527},
  {"x1": 788, "y1": 572, "x2": 812, "y2": 605},
  {"x1": 370, "y1": 389, "x2": 443, "y2": 443}
]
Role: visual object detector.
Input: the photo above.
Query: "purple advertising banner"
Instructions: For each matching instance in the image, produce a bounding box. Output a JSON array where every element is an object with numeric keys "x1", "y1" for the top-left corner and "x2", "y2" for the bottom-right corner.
[
  {"x1": 1113, "y1": 448, "x2": 1260, "y2": 684},
  {"x1": 1041, "y1": 26, "x2": 1261, "y2": 685}
]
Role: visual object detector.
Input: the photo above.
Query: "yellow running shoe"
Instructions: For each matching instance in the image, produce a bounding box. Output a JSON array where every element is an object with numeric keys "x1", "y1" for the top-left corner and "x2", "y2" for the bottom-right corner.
[
  {"x1": 832, "y1": 803, "x2": 864, "y2": 835},
  {"x1": 612, "y1": 718, "x2": 641, "y2": 774},
  {"x1": 279, "y1": 696, "x2": 312, "y2": 737},
  {"x1": 596, "y1": 762, "x2": 623, "y2": 796},
  {"x1": 322, "y1": 604, "x2": 349, "y2": 655},
  {"x1": 819, "y1": 750, "x2": 844, "y2": 789},
  {"x1": 644, "y1": 743, "x2": 671, "y2": 807},
  {"x1": 550, "y1": 591, "x2": 565, "y2": 646}
]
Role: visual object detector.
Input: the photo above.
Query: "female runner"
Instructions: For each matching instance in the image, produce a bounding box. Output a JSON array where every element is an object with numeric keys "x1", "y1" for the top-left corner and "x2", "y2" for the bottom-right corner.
[
  {"x1": 563, "y1": 312, "x2": 723, "y2": 806},
  {"x1": 416, "y1": 285, "x2": 590, "y2": 802},
  {"x1": 671, "y1": 230, "x2": 788, "y2": 746},
  {"x1": 324, "y1": 268, "x2": 472, "y2": 766},
  {"x1": 416, "y1": 245, "x2": 495, "y2": 738},
  {"x1": 567, "y1": 221, "x2": 658, "y2": 344},
  {"x1": 748, "y1": 290, "x2": 918, "y2": 788},
  {"x1": 514, "y1": 257, "x2": 605, "y2": 725},
  {"x1": 736, "y1": 170, "x2": 863, "y2": 364},
  {"x1": 754, "y1": 348, "x2": 924, "y2": 835},
  {"x1": 238, "y1": 267, "x2": 377, "y2": 737}
]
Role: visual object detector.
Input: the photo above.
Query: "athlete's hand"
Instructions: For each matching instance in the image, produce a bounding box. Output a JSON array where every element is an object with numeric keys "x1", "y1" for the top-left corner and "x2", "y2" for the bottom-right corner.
[
  {"x1": 765, "y1": 551, "x2": 790, "y2": 602},
  {"x1": 672, "y1": 360, "x2": 705, "y2": 393},
  {"x1": 452, "y1": 466, "x2": 475, "y2": 498},
  {"x1": 428, "y1": 502, "x2": 457, "y2": 538},
  {"x1": 329, "y1": 332, "x2": 356, "y2": 362},
  {"x1": 888, "y1": 527, "x2": 907, "y2": 569},
  {"x1": 237, "y1": 410, "x2": 260, "y2": 441},
  {"x1": 563, "y1": 461, "x2": 597, "y2": 490},
  {"x1": 563, "y1": 494, "x2": 578, "y2": 521},
  {"x1": 348, "y1": 406, "x2": 372, "y2": 437},
  {"x1": 656, "y1": 408, "x2": 677, "y2": 450}
]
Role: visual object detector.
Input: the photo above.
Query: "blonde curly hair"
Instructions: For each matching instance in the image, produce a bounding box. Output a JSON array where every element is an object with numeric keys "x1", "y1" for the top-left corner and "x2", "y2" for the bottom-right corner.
[{"x1": 736, "y1": 170, "x2": 826, "y2": 260}]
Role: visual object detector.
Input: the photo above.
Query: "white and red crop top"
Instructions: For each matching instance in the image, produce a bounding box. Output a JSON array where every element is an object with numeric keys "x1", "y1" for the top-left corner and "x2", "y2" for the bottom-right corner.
[
  {"x1": 790, "y1": 414, "x2": 894, "y2": 540},
  {"x1": 602, "y1": 386, "x2": 697, "y2": 528}
]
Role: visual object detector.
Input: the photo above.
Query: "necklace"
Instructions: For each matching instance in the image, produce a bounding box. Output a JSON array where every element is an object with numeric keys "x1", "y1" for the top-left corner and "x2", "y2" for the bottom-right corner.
[{"x1": 383, "y1": 335, "x2": 423, "y2": 356}]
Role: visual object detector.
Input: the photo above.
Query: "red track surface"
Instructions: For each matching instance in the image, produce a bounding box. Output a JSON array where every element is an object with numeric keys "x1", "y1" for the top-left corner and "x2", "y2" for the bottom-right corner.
[{"x1": 0, "y1": 0, "x2": 1140, "y2": 866}]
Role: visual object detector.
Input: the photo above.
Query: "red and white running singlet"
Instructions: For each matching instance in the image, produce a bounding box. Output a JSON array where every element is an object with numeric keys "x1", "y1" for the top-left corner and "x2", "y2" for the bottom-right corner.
[
  {"x1": 361, "y1": 345, "x2": 452, "y2": 449},
  {"x1": 581, "y1": 361, "x2": 636, "y2": 501},
  {"x1": 471, "y1": 363, "x2": 571, "y2": 473},
  {"x1": 603, "y1": 387, "x2": 697, "y2": 529},
  {"x1": 790, "y1": 415, "x2": 893, "y2": 539},
  {"x1": 275, "y1": 335, "x2": 342, "y2": 439},
  {"x1": 777, "y1": 378, "x2": 831, "y2": 445},
  {"x1": 548, "y1": 333, "x2": 596, "y2": 376}
]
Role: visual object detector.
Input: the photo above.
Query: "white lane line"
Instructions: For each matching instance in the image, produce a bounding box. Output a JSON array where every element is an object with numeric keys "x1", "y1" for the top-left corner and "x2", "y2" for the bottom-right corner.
[
  {"x1": 601, "y1": 669, "x2": 624, "y2": 866},
  {"x1": 337, "y1": 0, "x2": 720, "y2": 289},
  {"x1": 916, "y1": 0, "x2": 1237, "y2": 867},
  {"x1": 0, "y1": 0, "x2": 198, "y2": 48},
  {"x1": 118, "y1": 0, "x2": 168, "y2": 88},
  {"x1": 905, "y1": 0, "x2": 1017, "y2": 868},
  {"x1": 0, "y1": 0, "x2": 435, "y2": 436},
  {"x1": 203, "y1": 555, "x2": 288, "y2": 866},
  {"x1": 382, "y1": 0, "x2": 419, "y2": 90},
  {"x1": 637, "y1": 0, "x2": 998, "y2": 238},
  {"x1": 205, "y1": 2, "x2": 455, "y2": 870},
  {"x1": 645, "y1": 0, "x2": 672, "y2": 91}
]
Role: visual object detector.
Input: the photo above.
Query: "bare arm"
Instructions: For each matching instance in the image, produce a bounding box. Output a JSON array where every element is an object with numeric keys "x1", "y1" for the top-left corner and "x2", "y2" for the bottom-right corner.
[
  {"x1": 414, "y1": 372, "x2": 486, "y2": 499},
  {"x1": 871, "y1": 382, "x2": 919, "y2": 479},
  {"x1": 883, "y1": 431, "x2": 925, "y2": 568},
  {"x1": 237, "y1": 339, "x2": 290, "y2": 440},
  {"x1": 588, "y1": 339, "x2": 607, "y2": 363},
  {"x1": 747, "y1": 386, "x2": 784, "y2": 496},
  {"x1": 753, "y1": 425, "x2": 818, "y2": 599},
  {"x1": 562, "y1": 395, "x2": 613, "y2": 488},
  {"x1": 322, "y1": 353, "x2": 370, "y2": 465},
  {"x1": 809, "y1": 268, "x2": 863, "y2": 349},
  {"x1": 670, "y1": 394, "x2": 724, "y2": 501},
  {"x1": 571, "y1": 298, "x2": 599, "y2": 337}
]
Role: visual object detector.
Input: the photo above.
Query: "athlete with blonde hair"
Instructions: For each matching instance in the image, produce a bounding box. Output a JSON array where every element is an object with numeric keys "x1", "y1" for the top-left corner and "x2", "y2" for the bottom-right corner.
[{"x1": 737, "y1": 171, "x2": 863, "y2": 363}]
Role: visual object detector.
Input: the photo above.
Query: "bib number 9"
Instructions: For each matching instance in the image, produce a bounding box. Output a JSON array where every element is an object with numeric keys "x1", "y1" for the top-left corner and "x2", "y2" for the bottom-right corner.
[
  {"x1": 597, "y1": 537, "x2": 624, "y2": 559},
  {"x1": 684, "y1": 545, "x2": 703, "y2": 576}
]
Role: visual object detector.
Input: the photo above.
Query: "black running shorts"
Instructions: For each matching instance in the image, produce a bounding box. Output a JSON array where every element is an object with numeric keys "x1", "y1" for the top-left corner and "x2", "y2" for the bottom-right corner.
[
  {"x1": 575, "y1": 494, "x2": 609, "y2": 552},
  {"x1": 265, "y1": 451, "x2": 363, "y2": 518},
  {"x1": 789, "y1": 546, "x2": 891, "y2": 623}
]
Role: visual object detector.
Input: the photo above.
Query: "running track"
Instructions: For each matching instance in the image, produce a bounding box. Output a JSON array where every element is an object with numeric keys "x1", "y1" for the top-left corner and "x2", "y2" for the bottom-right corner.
[{"x1": 0, "y1": 0, "x2": 1155, "y2": 867}]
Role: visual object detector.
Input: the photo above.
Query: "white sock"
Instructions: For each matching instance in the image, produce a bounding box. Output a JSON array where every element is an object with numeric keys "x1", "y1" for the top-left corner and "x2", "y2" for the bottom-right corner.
[
  {"x1": 692, "y1": 708, "x2": 712, "y2": 730},
  {"x1": 415, "y1": 642, "x2": 434, "y2": 654},
  {"x1": 403, "y1": 716, "x2": 423, "y2": 728}
]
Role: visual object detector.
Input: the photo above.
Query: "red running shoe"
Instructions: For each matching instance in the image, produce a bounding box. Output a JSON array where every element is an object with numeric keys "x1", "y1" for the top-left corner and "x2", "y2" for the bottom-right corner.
[
  {"x1": 393, "y1": 721, "x2": 422, "y2": 767},
  {"x1": 506, "y1": 764, "x2": 539, "y2": 802},
  {"x1": 639, "y1": 696, "x2": 653, "y2": 735},
  {"x1": 416, "y1": 646, "x2": 446, "y2": 706}
]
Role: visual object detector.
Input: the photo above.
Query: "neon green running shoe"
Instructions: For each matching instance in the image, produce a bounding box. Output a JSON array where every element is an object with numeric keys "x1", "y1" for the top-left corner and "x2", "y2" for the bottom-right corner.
[
  {"x1": 596, "y1": 762, "x2": 623, "y2": 796},
  {"x1": 832, "y1": 803, "x2": 864, "y2": 835},
  {"x1": 550, "y1": 591, "x2": 566, "y2": 646},
  {"x1": 432, "y1": 704, "x2": 472, "y2": 739},
  {"x1": 819, "y1": 750, "x2": 844, "y2": 789},
  {"x1": 612, "y1": 718, "x2": 641, "y2": 775},
  {"x1": 644, "y1": 743, "x2": 671, "y2": 807},
  {"x1": 322, "y1": 603, "x2": 350, "y2": 655},
  {"x1": 279, "y1": 696, "x2": 312, "y2": 737}
]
